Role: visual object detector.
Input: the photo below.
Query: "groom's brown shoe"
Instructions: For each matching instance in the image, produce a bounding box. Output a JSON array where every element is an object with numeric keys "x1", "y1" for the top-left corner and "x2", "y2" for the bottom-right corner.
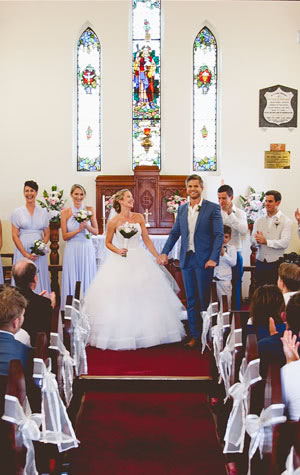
[{"x1": 184, "y1": 337, "x2": 200, "y2": 349}]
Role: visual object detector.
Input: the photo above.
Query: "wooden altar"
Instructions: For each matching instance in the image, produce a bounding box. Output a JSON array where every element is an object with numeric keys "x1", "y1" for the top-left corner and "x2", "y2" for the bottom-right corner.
[{"x1": 96, "y1": 166, "x2": 187, "y2": 234}]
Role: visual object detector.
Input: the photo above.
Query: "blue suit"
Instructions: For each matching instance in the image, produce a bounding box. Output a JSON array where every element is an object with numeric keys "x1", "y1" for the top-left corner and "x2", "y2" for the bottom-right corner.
[
  {"x1": 162, "y1": 200, "x2": 224, "y2": 338},
  {"x1": 0, "y1": 331, "x2": 30, "y2": 376}
]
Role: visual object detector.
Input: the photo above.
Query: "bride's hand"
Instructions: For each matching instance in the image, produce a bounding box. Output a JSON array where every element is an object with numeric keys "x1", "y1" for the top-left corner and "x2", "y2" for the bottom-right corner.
[{"x1": 119, "y1": 248, "x2": 128, "y2": 257}]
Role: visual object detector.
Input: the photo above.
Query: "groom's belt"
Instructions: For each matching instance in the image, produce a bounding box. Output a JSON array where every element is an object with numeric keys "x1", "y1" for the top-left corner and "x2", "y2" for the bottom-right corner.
[{"x1": 186, "y1": 250, "x2": 195, "y2": 256}]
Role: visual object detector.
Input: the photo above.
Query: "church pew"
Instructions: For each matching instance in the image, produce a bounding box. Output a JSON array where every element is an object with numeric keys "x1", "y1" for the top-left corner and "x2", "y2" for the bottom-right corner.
[{"x1": 0, "y1": 360, "x2": 27, "y2": 474}]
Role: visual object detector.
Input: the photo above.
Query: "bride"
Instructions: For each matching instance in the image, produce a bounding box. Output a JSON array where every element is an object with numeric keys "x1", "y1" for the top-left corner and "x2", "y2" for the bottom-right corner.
[{"x1": 83, "y1": 189, "x2": 186, "y2": 350}]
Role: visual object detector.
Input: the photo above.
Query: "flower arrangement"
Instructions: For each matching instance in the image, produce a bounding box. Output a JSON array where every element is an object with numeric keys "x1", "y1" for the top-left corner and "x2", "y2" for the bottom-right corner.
[
  {"x1": 74, "y1": 209, "x2": 92, "y2": 239},
  {"x1": 239, "y1": 187, "x2": 265, "y2": 225},
  {"x1": 119, "y1": 222, "x2": 139, "y2": 257},
  {"x1": 165, "y1": 191, "x2": 187, "y2": 214},
  {"x1": 105, "y1": 194, "x2": 116, "y2": 210},
  {"x1": 37, "y1": 185, "x2": 66, "y2": 223},
  {"x1": 30, "y1": 240, "x2": 49, "y2": 256}
]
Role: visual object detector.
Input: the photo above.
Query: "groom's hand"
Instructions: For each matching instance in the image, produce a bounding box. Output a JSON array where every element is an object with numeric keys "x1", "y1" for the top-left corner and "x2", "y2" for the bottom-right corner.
[
  {"x1": 205, "y1": 259, "x2": 216, "y2": 269},
  {"x1": 159, "y1": 254, "x2": 168, "y2": 265}
]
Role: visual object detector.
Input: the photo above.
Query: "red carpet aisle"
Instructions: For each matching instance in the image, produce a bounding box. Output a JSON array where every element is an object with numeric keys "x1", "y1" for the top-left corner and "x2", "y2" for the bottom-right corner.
[
  {"x1": 71, "y1": 392, "x2": 227, "y2": 475},
  {"x1": 70, "y1": 344, "x2": 227, "y2": 475}
]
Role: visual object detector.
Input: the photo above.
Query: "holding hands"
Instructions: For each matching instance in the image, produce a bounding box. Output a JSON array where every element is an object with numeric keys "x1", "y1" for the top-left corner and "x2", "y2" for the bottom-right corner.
[{"x1": 158, "y1": 254, "x2": 168, "y2": 265}]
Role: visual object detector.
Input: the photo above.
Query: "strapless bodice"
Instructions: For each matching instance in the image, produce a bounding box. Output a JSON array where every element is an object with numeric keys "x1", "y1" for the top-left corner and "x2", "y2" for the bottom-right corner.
[{"x1": 115, "y1": 223, "x2": 141, "y2": 249}]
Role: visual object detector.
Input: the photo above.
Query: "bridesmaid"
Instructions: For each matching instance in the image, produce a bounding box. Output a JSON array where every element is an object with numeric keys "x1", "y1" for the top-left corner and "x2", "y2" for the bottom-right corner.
[
  {"x1": 0, "y1": 219, "x2": 3, "y2": 284},
  {"x1": 11, "y1": 180, "x2": 51, "y2": 294},
  {"x1": 60, "y1": 184, "x2": 98, "y2": 308}
]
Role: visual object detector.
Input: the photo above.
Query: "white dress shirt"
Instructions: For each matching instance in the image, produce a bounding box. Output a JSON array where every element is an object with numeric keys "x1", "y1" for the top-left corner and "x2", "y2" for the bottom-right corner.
[
  {"x1": 221, "y1": 205, "x2": 248, "y2": 252},
  {"x1": 187, "y1": 198, "x2": 202, "y2": 252},
  {"x1": 283, "y1": 291, "x2": 298, "y2": 306},
  {"x1": 251, "y1": 210, "x2": 293, "y2": 263},
  {"x1": 281, "y1": 359, "x2": 300, "y2": 421},
  {"x1": 214, "y1": 244, "x2": 237, "y2": 281},
  {"x1": 0, "y1": 328, "x2": 31, "y2": 346}
]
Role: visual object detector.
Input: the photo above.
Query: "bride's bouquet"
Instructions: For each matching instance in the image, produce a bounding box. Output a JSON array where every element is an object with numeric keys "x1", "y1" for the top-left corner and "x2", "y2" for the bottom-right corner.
[
  {"x1": 30, "y1": 239, "x2": 49, "y2": 256},
  {"x1": 119, "y1": 222, "x2": 139, "y2": 257},
  {"x1": 74, "y1": 209, "x2": 93, "y2": 239}
]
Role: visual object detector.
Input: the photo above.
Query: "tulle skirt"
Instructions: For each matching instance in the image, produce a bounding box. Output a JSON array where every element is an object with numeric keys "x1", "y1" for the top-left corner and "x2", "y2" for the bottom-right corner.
[{"x1": 83, "y1": 247, "x2": 186, "y2": 350}]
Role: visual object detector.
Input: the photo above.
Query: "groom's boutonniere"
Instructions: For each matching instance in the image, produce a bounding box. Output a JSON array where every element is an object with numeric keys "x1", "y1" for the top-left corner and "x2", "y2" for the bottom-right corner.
[
  {"x1": 197, "y1": 205, "x2": 201, "y2": 212},
  {"x1": 274, "y1": 216, "x2": 280, "y2": 227}
]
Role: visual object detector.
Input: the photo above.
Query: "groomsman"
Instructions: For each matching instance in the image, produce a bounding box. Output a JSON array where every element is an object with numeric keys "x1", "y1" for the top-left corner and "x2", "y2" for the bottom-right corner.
[
  {"x1": 217, "y1": 185, "x2": 248, "y2": 309},
  {"x1": 160, "y1": 174, "x2": 223, "y2": 349},
  {"x1": 252, "y1": 190, "x2": 293, "y2": 287}
]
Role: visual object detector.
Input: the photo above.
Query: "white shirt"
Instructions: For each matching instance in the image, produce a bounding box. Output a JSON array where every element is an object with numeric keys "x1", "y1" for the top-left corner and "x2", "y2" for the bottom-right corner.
[
  {"x1": 214, "y1": 244, "x2": 237, "y2": 281},
  {"x1": 221, "y1": 205, "x2": 248, "y2": 252},
  {"x1": 0, "y1": 328, "x2": 31, "y2": 347},
  {"x1": 283, "y1": 291, "x2": 298, "y2": 306},
  {"x1": 187, "y1": 198, "x2": 202, "y2": 252},
  {"x1": 281, "y1": 359, "x2": 300, "y2": 421},
  {"x1": 251, "y1": 210, "x2": 293, "y2": 263}
]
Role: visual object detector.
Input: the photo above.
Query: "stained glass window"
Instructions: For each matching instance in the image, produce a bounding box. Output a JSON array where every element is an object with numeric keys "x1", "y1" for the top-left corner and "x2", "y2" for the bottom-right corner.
[
  {"x1": 77, "y1": 28, "x2": 101, "y2": 171},
  {"x1": 193, "y1": 27, "x2": 217, "y2": 172},
  {"x1": 132, "y1": 0, "x2": 161, "y2": 169}
]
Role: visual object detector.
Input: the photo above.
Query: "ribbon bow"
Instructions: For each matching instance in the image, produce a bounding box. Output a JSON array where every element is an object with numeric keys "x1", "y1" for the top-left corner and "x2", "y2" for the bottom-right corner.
[
  {"x1": 2, "y1": 395, "x2": 42, "y2": 475},
  {"x1": 224, "y1": 357, "x2": 262, "y2": 453},
  {"x1": 33, "y1": 358, "x2": 79, "y2": 452},
  {"x1": 281, "y1": 447, "x2": 300, "y2": 475},
  {"x1": 246, "y1": 404, "x2": 287, "y2": 462},
  {"x1": 49, "y1": 332, "x2": 75, "y2": 407},
  {"x1": 211, "y1": 312, "x2": 224, "y2": 372},
  {"x1": 70, "y1": 304, "x2": 90, "y2": 376},
  {"x1": 201, "y1": 301, "x2": 218, "y2": 353}
]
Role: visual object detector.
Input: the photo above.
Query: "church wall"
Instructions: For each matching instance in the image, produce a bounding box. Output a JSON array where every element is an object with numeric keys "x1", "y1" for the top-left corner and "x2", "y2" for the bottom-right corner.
[{"x1": 1, "y1": 1, "x2": 300, "y2": 286}]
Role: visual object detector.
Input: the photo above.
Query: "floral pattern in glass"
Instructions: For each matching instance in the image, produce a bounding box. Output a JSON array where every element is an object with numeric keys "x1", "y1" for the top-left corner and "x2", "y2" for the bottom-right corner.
[
  {"x1": 77, "y1": 28, "x2": 101, "y2": 171},
  {"x1": 193, "y1": 27, "x2": 217, "y2": 172},
  {"x1": 132, "y1": 0, "x2": 160, "y2": 169}
]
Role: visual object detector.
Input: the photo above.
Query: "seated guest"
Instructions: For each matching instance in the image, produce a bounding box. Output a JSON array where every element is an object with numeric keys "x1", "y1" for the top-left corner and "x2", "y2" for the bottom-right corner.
[
  {"x1": 249, "y1": 285, "x2": 285, "y2": 340},
  {"x1": 280, "y1": 329, "x2": 300, "y2": 421},
  {"x1": 0, "y1": 286, "x2": 30, "y2": 375},
  {"x1": 12, "y1": 259, "x2": 54, "y2": 346},
  {"x1": 259, "y1": 292, "x2": 300, "y2": 378},
  {"x1": 0, "y1": 284, "x2": 31, "y2": 346},
  {"x1": 277, "y1": 262, "x2": 300, "y2": 305},
  {"x1": 213, "y1": 225, "x2": 237, "y2": 310}
]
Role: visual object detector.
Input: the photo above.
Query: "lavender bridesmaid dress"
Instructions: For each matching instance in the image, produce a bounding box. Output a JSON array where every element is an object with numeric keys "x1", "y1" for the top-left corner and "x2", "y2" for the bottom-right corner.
[
  {"x1": 11, "y1": 206, "x2": 51, "y2": 294},
  {"x1": 60, "y1": 204, "x2": 97, "y2": 308}
]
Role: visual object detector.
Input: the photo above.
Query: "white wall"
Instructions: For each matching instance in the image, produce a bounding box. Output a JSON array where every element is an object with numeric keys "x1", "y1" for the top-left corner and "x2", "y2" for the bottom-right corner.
[{"x1": 1, "y1": 1, "x2": 300, "y2": 275}]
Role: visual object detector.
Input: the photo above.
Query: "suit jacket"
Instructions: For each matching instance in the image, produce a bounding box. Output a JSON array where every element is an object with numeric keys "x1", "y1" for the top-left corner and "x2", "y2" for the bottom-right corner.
[
  {"x1": 0, "y1": 331, "x2": 30, "y2": 376},
  {"x1": 18, "y1": 288, "x2": 52, "y2": 345},
  {"x1": 162, "y1": 199, "x2": 224, "y2": 268}
]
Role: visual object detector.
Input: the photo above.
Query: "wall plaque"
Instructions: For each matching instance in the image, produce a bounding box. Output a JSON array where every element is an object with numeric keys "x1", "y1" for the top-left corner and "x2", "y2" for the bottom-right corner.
[
  {"x1": 259, "y1": 85, "x2": 297, "y2": 128},
  {"x1": 264, "y1": 151, "x2": 290, "y2": 169}
]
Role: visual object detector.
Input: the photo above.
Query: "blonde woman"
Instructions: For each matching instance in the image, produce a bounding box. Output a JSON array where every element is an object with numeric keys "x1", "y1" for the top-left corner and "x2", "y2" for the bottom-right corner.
[
  {"x1": 60, "y1": 184, "x2": 98, "y2": 308},
  {"x1": 83, "y1": 189, "x2": 186, "y2": 351}
]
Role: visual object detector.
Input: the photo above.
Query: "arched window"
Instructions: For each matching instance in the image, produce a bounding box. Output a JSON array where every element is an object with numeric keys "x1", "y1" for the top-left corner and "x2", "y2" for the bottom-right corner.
[
  {"x1": 132, "y1": 0, "x2": 161, "y2": 169},
  {"x1": 77, "y1": 27, "x2": 101, "y2": 171},
  {"x1": 193, "y1": 27, "x2": 217, "y2": 172}
]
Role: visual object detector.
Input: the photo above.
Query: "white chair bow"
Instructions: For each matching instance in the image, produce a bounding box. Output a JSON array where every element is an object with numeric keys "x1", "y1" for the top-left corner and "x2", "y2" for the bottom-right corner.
[
  {"x1": 224, "y1": 357, "x2": 262, "y2": 453},
  {"x1": 2, "y1": 395, "x2": 42, "y2": 475},
  {"x1": 219, "y1": 326, "x2": 242, "y2": 400},
  {"x1": 66, "y1": 302, "x2": 90, "y2": 376},
  {"x1": 211, "y1": 312, "x2": 224, "y2": 372},
  {"x1": 281, "y1": 447, "x2": 300, "y2": 475},
  {"x1": 246, "y1": 403, "x2": 287, "y2": 462},
  {"x1": 33, "y1": 357, "x2": 79, "y2": 452},
  {"x1": 49, "y1": 332, "x2": 75, "y2": 407},
  {"x1": 201, "y1": 301, "x2": 218, "y2": 352}
]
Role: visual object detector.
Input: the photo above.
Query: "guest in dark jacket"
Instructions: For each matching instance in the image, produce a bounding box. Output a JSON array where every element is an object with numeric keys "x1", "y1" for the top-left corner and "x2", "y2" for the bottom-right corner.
[
  {"x1": 0, "y1": 285, "x2": 30, "y2": 375},
  {"x1": 12, "y1": 259, "x2": 55, "y2": 346},
  {"x1": 259, "y1": 292, "x2": 300, "y2": 378},
  {"x1": 248, "y1": 284, "x2": 285, "y2": 340}
]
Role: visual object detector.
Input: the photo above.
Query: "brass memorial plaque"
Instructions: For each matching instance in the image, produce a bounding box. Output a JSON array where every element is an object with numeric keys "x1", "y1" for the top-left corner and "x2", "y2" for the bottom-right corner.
[{"x1": 264, "y1": 151, "x2": 290, "y2": 169}]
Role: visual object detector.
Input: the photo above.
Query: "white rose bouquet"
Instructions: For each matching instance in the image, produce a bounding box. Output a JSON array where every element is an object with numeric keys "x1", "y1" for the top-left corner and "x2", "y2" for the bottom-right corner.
[
  {"x1": 74, "y1": 209, "x2": 93, "y2": 239},
  {"x1": 119, "y1": 222, "x2": 139, "y2": 257},
  {"x1": 30, "y1": 239, "x2": 49, "y2": 256}
]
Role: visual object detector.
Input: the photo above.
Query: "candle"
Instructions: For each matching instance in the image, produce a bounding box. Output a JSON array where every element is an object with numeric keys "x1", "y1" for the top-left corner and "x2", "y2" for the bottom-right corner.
[{"x1": 102, "y1": 194, "x2": 105, "y2": 218}]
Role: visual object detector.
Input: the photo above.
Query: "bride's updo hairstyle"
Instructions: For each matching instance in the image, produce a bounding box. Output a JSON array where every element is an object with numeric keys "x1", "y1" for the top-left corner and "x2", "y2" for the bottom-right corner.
[
  {"x1": 113, "y1": 189, "x2": 130, "y2": 214},
  {"x1": 24, "y1": 180, "x2": 38, "y2": 192},
  {"x1": 70, "y1": 184, "x2": 86, "y2": 196}
]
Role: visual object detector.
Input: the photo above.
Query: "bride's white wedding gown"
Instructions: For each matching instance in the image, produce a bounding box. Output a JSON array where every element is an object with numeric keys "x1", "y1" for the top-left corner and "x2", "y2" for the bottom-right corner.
[{"x1": 83, "y1": 223, "x2": 186, "y2": 350}]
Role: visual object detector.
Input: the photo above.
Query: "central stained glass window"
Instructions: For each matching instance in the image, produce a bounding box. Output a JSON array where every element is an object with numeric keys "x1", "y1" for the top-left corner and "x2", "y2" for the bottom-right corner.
[{"x1": 132, "y1": 0, "x2": 161, "y2": 169}]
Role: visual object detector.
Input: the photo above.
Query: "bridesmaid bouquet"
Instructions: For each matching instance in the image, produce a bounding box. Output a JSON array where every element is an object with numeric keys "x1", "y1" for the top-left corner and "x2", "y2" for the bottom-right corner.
[
  {"x1": 74, "y1": 209, "x2": 93, "y2": 239},
  {"x1": 30, "y1": 239, "x2": 49, "y2": 256},
  {"x1": 119, "y1": 222, "x2": 139, "y2": 257}
]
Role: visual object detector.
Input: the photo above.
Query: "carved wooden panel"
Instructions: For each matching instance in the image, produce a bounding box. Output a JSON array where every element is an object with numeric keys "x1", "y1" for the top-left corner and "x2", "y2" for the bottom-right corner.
[{"x1": 96, "y1": 166, "x2": 187, "y2": 234}]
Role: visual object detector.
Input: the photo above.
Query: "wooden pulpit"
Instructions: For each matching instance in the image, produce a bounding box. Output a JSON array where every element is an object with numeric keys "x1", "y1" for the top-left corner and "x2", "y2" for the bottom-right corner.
[{"x1": 96, "y1": 166, "x2": 187, "y2": 234}]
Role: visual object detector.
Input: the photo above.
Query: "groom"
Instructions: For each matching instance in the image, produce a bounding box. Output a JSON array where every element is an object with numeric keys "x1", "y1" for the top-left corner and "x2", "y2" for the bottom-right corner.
[{"x1": 160, "y1": 174, "x2": 224, "y2": 349}]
